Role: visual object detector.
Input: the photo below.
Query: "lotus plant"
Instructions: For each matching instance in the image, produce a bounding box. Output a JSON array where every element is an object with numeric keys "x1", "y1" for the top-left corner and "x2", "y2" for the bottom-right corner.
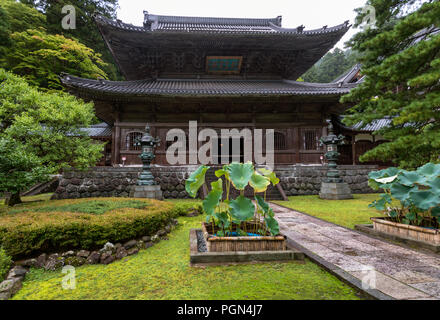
[
  {"x1": 368, "y1": 163, "x2": 440, "y2": 228},
  {"x1": 185, "y1": 162, "x2": 280, "y2": 236}
]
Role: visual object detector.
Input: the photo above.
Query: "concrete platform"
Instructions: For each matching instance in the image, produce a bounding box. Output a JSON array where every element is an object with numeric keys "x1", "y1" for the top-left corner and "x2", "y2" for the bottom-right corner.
[
  {"x1": 189, "y1": 229, "x2": 304, "y2": 267},
  {"x1": 130, "y1": 185, "x2": 163, "y2": 200},
  {"x1": 319, "y1": 182, "x2": 353, "y2": 200}
]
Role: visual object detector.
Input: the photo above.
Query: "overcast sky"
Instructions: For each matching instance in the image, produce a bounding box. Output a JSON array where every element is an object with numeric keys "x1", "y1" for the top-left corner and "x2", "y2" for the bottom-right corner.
[{"x1": 116, "y1": 0, "x2": 368, "y2": 49}]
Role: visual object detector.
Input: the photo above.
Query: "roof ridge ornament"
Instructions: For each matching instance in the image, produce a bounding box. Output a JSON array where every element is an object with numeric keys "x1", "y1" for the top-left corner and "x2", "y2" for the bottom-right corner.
[
  {"x1": 276, "y1": 15, "x2": 282, "y2": 27},
  {"x1": 297, "y1": 25, "x2": 305, "y2": 33}
]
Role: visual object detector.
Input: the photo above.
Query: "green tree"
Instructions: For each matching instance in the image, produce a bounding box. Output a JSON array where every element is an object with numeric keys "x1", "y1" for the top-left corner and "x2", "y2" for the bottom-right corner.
[
  {"x1": 302, "y1": 48, "x2": 358, "y2": 83},
  {"x1": 3, "y1": 28, "x2": 107, "y2": 90},
  {"x1": 0, "y1": 138, "x2": 49, "y2": 206},
  {"x1": 0, "y1": 6, "x2": 10, "y2": 56},
  {"x1": 341, "y1": 0, "x2": 440, "y2": 169},
  {"x1": 0, "y1": 0, "x2": 46, "y2": 33},
  {"x1": 0, "y1": 68, "x2": 104, "y2": 205},
  {"x1": 21, "y1": 0, "x2": 120, "y2": 80}
]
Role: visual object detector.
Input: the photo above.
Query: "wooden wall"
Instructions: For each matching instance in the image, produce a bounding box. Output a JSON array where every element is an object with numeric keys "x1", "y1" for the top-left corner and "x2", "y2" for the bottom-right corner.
[
  {"x1": 95, "y1": 98, "x2": 334, "y2": 166},
  {"x1": 113, "y1": 122, "x2": 327, "y2": 166}
]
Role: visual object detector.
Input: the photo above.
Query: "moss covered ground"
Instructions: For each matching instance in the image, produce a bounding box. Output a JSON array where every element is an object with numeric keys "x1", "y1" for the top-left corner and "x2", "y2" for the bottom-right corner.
[
  {"x1": 273, "y1": 194, "x2": 385, "y2": 229},
  {"x1": 13, "y1": 213, "x2": 362, "y2": 300}
]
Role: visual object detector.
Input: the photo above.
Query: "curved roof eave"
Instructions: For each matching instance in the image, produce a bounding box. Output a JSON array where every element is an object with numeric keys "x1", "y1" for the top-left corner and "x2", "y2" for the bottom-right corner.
[
  {"x1": 95, "y1": 15, "x2": 351, "y2": 36},
  {"x1": 60, "y1": 74, "x2": 356, "y2": 100}
]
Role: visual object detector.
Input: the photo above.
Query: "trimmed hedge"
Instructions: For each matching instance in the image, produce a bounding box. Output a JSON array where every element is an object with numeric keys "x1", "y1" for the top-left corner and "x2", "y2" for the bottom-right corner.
[
  {"x1": 0, "y1": 198, "x2": 176, "y2": 258},
  {"x1": 0, "y1": 248, "x2": 12, "y2": 281},
  {"x1": 169, "y1": 201, "x2": 203, "y2": 217}
]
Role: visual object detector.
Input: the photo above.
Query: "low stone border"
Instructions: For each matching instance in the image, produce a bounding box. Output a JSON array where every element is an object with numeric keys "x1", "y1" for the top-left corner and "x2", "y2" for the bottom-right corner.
[
  {"x1": 0, "y1": 219, "x2": 179, "y2": 300},
  {"x1": 355, "y1": 224, "x2": 440, "y2": 254},
  {"x1": 189, "y1": 229, "x2": 304, "y2": 266}
]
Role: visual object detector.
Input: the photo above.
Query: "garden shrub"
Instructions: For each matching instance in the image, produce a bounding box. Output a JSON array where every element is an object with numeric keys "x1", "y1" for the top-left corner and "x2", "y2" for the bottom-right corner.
[
  {"x1": 0, "y1": 198, "x2": 175, "y2": 258},
  {"x1": 169, "y1": 201, "x2": 204, "y2": 217},
  {"x1": 0, "y1": 247, "x2": 12, "y2": 281},
  {"x1": 9, "y1": 200, "x2": 149, "y2": 215}
]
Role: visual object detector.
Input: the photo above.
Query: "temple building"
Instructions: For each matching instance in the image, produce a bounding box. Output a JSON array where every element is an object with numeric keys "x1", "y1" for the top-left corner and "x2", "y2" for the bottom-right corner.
[{"x1": 54, "y1": 11, "x2": 386, "y2": 200}]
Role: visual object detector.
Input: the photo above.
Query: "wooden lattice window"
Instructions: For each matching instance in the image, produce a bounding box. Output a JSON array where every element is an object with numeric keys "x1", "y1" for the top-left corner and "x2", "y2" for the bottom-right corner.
[
  {"x1": 125, "y1": 132, "x2": 143, "y2": 151},
  {"x1": 301, "y1": 128, "x2": 321, "y2": 151},
  {"x1": 274, "y1": 132, "x2": 287, "y2": 150}
]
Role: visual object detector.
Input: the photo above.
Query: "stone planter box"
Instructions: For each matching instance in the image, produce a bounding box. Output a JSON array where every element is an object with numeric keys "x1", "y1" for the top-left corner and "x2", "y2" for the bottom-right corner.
[
  {"x1": 201, "y1": 222, "x2": 287, "y2": 252},
  {"x1": 371, "y1": 217, "x2": 440, "y2": 245}
]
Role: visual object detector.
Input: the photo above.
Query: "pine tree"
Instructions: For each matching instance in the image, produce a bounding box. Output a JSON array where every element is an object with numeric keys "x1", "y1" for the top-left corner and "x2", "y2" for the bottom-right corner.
[{"x1": 341, "y1": 0, "x2": 440, "y2": 169}]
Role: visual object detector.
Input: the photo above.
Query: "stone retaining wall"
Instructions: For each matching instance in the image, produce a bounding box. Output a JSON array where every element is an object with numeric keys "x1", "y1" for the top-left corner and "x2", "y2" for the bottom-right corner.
[
  {"x1": 52, "y1": 166, "x2": 198, "y2": 200},
  {"x1": 276, "y1": 165, "x2": 378, "y2": 196},
  {"x1": 52, "y1": 165, "x2": 377, "y2": 200}
]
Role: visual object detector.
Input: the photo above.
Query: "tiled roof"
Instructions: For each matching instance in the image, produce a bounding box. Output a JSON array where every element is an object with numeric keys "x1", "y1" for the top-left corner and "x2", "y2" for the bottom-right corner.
[
  {"x1": 337, "y1": 116, "x2": 392, "y2": 132},
  {"x1": 61, "y1": 75, "x2": 357, "y2": 97},
  {"x1": 332, "y1": 64, "x2": 364, "y2": 84},
  {"x1": 80, "y1": 123, "x2": 112, "y2": 137},
  {"x1": 96, "y1": 14, "x2": 350, "y2": 35},
  {"x1": 409, "y1": 26, "x2": 440, "y2": 46},
  {"x1": 144, "y1": 11, "x2": 283, "y2": 32},
  {"x1": 351, "y1": 119, "x2": 392, "y2": 132}
]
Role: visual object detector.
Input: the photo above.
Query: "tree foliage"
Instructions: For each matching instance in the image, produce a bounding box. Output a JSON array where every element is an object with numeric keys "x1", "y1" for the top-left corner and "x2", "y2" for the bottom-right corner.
[
  {"x1": 0, "y1": 6, "x2": 10, "y2": 55},
  {"x1": 302, "y1": 48, "x2": 359, "y2": 83},
  {"x1": 0, "y1": 0, "x2": 45, "y2": 33},
  {"x1": 20, "y1": 0, "x2": 120, "y2": 80},
  {"x1": 341, "y1": 0, "x2": 440, "y2": 169},
  {"x1": 0, "y1": 68, "x2": 104, "y2": 204},
  {"x1": 3, "y1": 28, "x2": 107, "y2": 90},
  {"x1": 0, "y1": 0, "x2": 108, "y2": 90}
]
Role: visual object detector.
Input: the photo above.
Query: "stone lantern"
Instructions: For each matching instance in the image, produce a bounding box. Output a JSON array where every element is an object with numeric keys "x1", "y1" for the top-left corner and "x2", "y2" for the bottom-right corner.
[
  {"x1": 319, "y1": 120, "x2": 353, "y2": 200},
  {"x1": 130, "y1": 124, "x2": 163, "y2": 199}
]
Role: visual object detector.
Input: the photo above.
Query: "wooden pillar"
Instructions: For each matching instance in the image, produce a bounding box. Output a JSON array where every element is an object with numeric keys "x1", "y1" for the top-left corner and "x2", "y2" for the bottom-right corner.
[
  {"x1": 110, "y1": 104, "x2": 121, "y2": 166},
  {"x1": 294, "y1": 127, "x2": 301, "y2": 164},
  {"x1": 111, "y1": 125, "x2": 116, "y2": 166},
  {"x1": 114, "y1": 123, "x2": 121, "y2": 166},
  {"x1": 352, "y1": 135, "x2": 357, "y2": 165}
]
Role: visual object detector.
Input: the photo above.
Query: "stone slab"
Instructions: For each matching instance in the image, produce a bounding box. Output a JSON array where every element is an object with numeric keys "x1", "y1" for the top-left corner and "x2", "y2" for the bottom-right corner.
[
  {"x1": 349, "y1": 271, "x2": 432, "y2": 300},
  {"x1": 410, "y1": 282, "x2": 440, "y2": 298},
  {"x1": 271, "y1": 202, "x2": 440, "y2": 300},
  {"x1": 319, "y1": 182, "x2": 353, "y2": 200},
  {"x1": 130, "y1": 185, "x2": 163, "y2": 200}
]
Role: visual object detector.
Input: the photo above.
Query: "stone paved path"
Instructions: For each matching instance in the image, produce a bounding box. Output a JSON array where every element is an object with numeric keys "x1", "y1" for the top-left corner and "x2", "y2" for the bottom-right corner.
[{"x1": 272, "y1": 203, "x2": 440, "y2": 300}]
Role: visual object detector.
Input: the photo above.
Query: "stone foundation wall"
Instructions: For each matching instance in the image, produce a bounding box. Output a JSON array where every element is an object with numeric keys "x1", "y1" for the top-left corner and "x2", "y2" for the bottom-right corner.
[
  {"x1": 276, "y1": 165, "x2": 378, "y2": 196},
  {"x1": 52, "y1": 166, "x2": 198, "y2": 200},
  {"x1": 52, "y1": 165, "x2": 378, "y2": 200}
]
